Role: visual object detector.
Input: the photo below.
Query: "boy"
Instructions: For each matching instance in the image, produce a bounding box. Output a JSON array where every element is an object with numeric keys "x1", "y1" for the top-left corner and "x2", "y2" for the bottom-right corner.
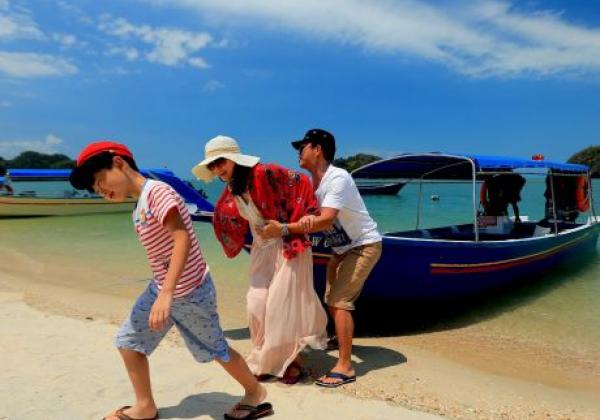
[{"x1": 69, "y1": 141, "x2": 273, "y2": 420}]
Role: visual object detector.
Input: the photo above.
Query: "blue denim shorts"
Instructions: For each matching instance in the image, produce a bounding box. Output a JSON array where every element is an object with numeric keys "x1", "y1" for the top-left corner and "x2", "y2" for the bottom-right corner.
[{"x1": 115, "y1": 273, "x2": 230, "y2": 363}]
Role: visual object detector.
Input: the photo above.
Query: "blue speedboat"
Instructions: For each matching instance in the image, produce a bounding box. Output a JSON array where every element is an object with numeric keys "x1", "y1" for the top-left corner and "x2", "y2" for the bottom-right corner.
[{"x1": 310, "y1": 153, "x2": 599, "y2": 300}]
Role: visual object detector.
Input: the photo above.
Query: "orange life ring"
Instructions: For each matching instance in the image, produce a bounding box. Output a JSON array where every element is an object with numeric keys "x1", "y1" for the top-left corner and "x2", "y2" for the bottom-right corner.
[{"x1": 575, "y1": 176, "x2": 589, "y2": 212}]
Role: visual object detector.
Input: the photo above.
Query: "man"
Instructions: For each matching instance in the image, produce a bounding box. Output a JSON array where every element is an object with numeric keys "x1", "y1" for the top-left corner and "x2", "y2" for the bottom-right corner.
[{"x1": 261, "y1": 128, "x2": 382, "y2": 388}]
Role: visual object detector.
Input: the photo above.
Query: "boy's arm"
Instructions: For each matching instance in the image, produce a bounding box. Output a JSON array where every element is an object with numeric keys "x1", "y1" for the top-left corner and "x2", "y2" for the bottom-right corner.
[{"x1": 149, "y1": 207, "x2": 191, "y2": 331}]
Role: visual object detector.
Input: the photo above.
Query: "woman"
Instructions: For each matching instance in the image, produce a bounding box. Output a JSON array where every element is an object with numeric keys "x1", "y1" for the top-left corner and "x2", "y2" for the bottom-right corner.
[{"x1": 193, "y1": 135, "x2": 327, "y2": 384}]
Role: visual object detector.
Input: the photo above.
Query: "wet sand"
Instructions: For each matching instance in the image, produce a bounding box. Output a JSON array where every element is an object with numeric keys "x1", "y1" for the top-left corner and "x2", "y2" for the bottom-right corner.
[{"x1": 1, "y1": 244, "x2": 599, "y2": 419}]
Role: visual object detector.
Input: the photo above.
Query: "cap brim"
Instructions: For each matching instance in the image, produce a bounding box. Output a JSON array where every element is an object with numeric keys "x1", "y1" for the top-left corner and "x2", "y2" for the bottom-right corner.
[
  {"x1": 291, "y1": 139, "x2": 308, "y2": 150},
  {"x1": 69, "y1": 165, "x2": 94, "y2": 190},
  {"x1": 192, "y1": 153, "x2": 260, "y2": 182}
]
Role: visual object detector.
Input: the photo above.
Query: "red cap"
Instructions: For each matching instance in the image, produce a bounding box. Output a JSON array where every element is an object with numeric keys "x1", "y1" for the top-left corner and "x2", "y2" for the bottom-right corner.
[
  {"x1": 76, "y1": 141, "x2": 133, "y2": 167},
  {"x1": 69, "y1": 141, "x2": 134, "y2": 190}
]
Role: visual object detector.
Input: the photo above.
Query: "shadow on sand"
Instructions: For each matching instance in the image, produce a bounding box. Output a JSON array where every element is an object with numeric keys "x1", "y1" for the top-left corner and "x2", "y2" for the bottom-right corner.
[{"x1": 159, "y1": 392, "x2": 239, "y2": 419}]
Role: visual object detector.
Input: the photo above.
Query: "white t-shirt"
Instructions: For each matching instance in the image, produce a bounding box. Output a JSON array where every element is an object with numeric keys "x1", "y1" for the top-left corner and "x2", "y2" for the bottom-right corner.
[{"x1": 315, "y1": 165, "x2": 381, "y2": 254}]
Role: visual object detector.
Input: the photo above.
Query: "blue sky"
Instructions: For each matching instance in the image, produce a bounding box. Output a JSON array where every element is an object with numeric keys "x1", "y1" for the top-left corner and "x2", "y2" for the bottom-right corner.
[{"x1": 1, "y1": 0, "x2": 599, "y2": 178}]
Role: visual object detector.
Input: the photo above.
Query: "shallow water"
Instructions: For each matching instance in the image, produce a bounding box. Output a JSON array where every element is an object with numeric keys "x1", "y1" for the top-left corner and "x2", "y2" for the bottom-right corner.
[{"x1": 1, "y1": 178, "x2": 599, "y2": 358}]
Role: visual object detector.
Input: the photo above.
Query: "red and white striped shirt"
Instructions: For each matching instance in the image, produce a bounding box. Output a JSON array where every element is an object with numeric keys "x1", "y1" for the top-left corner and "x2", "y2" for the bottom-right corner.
[{"x1": 133, "y1": 180, "x2": 208, "y2": 297}]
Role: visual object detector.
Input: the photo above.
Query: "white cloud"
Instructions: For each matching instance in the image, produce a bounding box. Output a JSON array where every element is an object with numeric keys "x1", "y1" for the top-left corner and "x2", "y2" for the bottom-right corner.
[
  {"x1": 57, "y1": 1, "x2": 94, "y2": 25},
  {"x1": 0, "y1": 51, "x2": 78, "y2": 78},
  {"x1": 98, "y1": 16, "x2": 213, "y2": 68},
  {"x1": 189, "y1": 57, "x2": 209, "y2": 69},
  {"x1": 106, "y1": 46, "x2": 140, "y2": 61},
  {"x1": 0, "y1": 134, "x2": 64, "y2": 158},
  {"x1": 0, "y1": 3, "x2": 44, "y2": 40},
  {"x1": 52, "y1": 33, "x2": 79, "y2": 48},
  {"x1": 152, "y1": 0, "x2": 600, "y2": 78},
  {"x1": 202, "y1": 79, "x2": 224, "y2": 92},
  {"x1": 0, "y1": 100, "x2": 11, "y2": 108}
]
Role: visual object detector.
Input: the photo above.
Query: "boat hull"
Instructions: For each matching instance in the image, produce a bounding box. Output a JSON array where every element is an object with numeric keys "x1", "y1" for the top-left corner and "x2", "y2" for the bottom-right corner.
[
  {"x1": 311, "y1": 223, "x2": 600, "y2": 301},
  {"x1": 357, "y1": 182, "x2": 405, "y2": 195},
  {"x1": 0, "y1": 196, "x2": 135, "y2": 217}
]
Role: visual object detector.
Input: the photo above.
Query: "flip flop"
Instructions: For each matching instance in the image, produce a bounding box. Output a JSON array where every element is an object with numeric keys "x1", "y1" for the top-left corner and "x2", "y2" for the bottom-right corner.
[
  {"x1": 103, "y1": 405, "x2": 159, "y2": 420},
  {"x1": 315, "y1": 371, "x2": 356, "y2": 388},
  {"x1": 223, "y1": 402, "x2": 274, "y2": 419}
]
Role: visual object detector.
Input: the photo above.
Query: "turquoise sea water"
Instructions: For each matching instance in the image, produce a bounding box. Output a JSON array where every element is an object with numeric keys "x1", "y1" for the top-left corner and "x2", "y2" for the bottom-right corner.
[{"x1": 1, "y1": 177, "x2": 599, "y2": 358}]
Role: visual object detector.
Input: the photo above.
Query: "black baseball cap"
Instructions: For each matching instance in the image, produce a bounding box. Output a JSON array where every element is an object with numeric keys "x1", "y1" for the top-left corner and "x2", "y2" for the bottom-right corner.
[{"x1": 291, "y1": 128, "x2": 336, "y2": 151}]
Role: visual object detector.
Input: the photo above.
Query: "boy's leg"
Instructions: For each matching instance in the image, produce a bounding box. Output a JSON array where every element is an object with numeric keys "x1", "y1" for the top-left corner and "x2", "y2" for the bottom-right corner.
[
  {"x1": 172, "y1": 275, "x2": 269, "y2": 418},
  {"x1": 103, "y1": 349, "x2": 158, "y2": 420},
  {"x1": 106, "y1": 284, "x2": 170, "y2": 419},
  {"x1": 216, "y1": 348, "x2": 268, "y2": 417}
]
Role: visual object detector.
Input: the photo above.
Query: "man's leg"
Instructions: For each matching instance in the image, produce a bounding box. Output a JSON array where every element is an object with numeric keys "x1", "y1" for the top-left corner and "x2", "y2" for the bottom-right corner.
[
  {"x1": 328, "y1": 305, "x2": 355, "y2": 376},
  {"x1": 319, "y1": 243, "x2": 382, "y2": 386}
]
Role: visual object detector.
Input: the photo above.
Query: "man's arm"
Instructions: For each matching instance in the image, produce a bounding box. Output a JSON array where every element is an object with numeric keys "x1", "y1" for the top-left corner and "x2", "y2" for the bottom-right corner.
[
  {"x1": 260, "y1": 207, "x2": 339, "y2": 239},
  {"x1": 149, "y1": 207, "x2": 191, "y2": 331}
]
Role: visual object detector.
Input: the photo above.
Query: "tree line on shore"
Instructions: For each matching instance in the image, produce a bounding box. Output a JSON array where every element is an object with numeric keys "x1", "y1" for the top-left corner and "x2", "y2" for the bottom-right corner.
[{"x1": 1, "y1": 147, "x2": 599, "y2": 178}]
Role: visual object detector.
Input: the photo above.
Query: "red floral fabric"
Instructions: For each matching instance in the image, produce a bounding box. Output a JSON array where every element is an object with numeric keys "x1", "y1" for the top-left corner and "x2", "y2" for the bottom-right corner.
[{"x1": 213, "y1": 163, "x2": 318, "y2": 259}]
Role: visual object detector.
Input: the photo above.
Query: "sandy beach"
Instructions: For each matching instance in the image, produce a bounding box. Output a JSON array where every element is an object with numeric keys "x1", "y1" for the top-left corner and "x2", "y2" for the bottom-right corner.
[{"x1": 1, "y1": 229, "x2": 600, "y2": 420}]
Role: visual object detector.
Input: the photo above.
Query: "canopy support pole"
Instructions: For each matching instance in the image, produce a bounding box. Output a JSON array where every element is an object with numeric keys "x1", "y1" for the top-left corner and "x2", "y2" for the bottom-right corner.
[
  {"x1": 588, "y1": 172, "x2": 597, "y2": 223},
  {"x1": 549, "y1": 171, "x2": 559, "y2": 235},
  {"x1": 470, "y1": 159, "x2": 479, "y2": 242},
  {"x1": 416, "y1": 179, "x2": 423, "y2": 230}
]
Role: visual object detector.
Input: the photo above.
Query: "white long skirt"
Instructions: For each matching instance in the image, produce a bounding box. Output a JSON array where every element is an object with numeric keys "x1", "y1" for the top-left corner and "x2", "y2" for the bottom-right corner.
[{"x1": 244, "y1": 239, "x2": 327, "y2": 377}]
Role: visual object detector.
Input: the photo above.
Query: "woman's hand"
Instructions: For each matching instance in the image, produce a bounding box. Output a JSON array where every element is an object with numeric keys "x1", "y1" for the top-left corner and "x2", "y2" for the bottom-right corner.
[
  {"x1": 149, "y1": 291, "x2": 173, "y2": 331},
  {"x1": 260, "y1": 220, "x2": 282, "y2": 239}
]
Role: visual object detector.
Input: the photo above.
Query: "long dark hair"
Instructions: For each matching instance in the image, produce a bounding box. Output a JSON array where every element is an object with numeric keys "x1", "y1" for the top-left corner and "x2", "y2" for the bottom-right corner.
[{"x1": 229, "y1": 163, "x2": 252, "y2": 196}]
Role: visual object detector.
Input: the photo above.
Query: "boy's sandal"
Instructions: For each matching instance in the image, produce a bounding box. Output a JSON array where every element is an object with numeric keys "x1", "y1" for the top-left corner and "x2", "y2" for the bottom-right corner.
[
  {"x1": 278, "y1": 361, "x2": 304, "y2": 385},
  {"x1": 223, "y1": 402, "x2": 274, "y2": 420},
  {"x1": 315, "y1": 372, "x2": 356, "y2": 388},
  {"x1": 103, "y1": 405, "x2": 159, "y2": 420}
]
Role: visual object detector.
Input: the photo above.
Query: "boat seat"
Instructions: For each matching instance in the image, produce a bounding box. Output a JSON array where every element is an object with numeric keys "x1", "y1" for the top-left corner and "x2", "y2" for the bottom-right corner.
[
  {"x1": 533, "y1": 225, "x2": 551, "y2": 237},
  {"x1": 419, "y1": 229, "x2": 432, "y2": 239}
]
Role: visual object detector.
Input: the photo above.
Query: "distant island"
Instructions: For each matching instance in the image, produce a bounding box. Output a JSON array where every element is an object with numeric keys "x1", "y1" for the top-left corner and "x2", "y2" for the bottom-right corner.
[
  {"x1": 333, "y1": 153, "x2": 381, "y2": 173},
  {"x1": 0, "y1": 151, "x2": 75, "y2": 176},
  {"x1": 568, "y1": 146, "x2": 600, "y2": 178}
]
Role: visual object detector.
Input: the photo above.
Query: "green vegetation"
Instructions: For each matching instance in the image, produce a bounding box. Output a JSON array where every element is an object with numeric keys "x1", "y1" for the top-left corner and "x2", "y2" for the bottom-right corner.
[
  {"x1": 568, "y1": 146, "x2": 600, "y2": 178},
  {"x1": 0, "y1": 151, "x2": 75, "y2": 173},
  {"x1": 333, "y1": 153, "x2": 381, "y2": 173}
]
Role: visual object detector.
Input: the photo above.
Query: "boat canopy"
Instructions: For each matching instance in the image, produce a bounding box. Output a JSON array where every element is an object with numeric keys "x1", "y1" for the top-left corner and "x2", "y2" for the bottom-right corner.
[
  {"x1": 351, "y1": 153, "x2": 589, "y2": 180},
  {"x1": 6, "y1": 168, "x2": 176, "y2": 181}
]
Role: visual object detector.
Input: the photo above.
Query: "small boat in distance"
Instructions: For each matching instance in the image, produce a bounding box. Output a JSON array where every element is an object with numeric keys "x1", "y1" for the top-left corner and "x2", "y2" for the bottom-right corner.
[
  {"x1": 355, "y1": 181, "x2": 406, "y2": 195},
  {"x1": 0, "y1": 168, "x2": 176, "y2": 217}
]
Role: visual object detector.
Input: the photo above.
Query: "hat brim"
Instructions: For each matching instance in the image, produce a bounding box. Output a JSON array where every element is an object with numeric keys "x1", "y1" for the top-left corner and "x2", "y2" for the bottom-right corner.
[{"x1": 192, "y1": 153, "x2": 260, "y2": 182}]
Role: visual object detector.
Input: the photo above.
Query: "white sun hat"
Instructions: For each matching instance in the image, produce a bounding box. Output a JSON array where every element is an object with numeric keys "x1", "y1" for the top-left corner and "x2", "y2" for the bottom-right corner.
[{"x1": 192, "y1": 135, "x2": 260, "y2": 182}]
